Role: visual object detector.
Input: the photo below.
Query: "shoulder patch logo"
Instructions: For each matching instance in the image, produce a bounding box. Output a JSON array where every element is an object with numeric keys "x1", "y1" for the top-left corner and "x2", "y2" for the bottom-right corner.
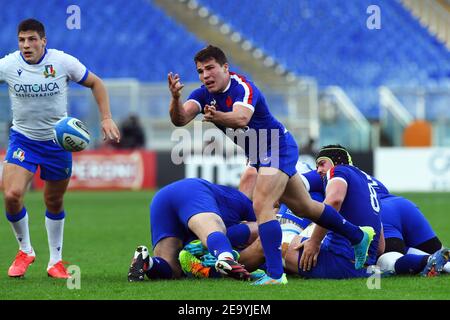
[
  {"x1": 43, "y1": 64, "x2": 56, "y2": 78},
  {"x1": 12, "y1": 148, "x2": 25, "y2": 162}
]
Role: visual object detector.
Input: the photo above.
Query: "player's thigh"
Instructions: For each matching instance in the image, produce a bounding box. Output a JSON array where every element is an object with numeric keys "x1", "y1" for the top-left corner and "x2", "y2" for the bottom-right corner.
[
  {"x1": 252, "y1": 167, "x2": 289, "y2": 211},
  {"x1": 239, "y1": 166, "x2": 258, "y2": 200},
  {"x1": 280, "y1": 173, "x2": 323, "y2": 219},
  {"x1": 188, "y1": 212, "x2": 227, "y2": 244},
  {"x1": 44, "y1": 178, "x2": 70, "y2": 200},
  {"x1": 2, "y1": 163, "x2": 35, "y2": 196},
  {"x1": 400, "y1": 200, "x2": 438, "y2": 249}
]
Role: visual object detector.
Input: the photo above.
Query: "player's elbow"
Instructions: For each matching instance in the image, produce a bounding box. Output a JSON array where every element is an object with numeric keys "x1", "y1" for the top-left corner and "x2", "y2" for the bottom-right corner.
[
  {"x1": 325, "y1": 197, "x2": 344, "y2": 211},
  {"x1": 169, "y1": 113, "x2": 186, "y2": 127},
  {"x1": 235, "y1": 115, "x2": 250, "y2": 128},
  {"x1": 171, "y1": 120, "x2": 183, "y2": 127}
]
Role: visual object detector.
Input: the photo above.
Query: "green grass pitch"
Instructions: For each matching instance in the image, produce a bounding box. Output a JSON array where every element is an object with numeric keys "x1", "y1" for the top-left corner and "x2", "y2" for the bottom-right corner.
[{"x1": 0, "y1": 191, "x2": 449, "y2": 300}]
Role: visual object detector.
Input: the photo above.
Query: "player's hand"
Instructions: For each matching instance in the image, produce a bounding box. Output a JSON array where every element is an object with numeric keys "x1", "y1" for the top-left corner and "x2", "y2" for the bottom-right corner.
[
  {"x1": 202, "y1": 104, "x2": 216, "y2": 122},
  {"x1": 101, "y1": 118, "x2": 121, "y2": 143},
  {"x1": 168, "y1": 72, "x2": 184, "y2": 99},
  {"x1": 295, "y1": 239, "x2": 320, "y2": 272}
]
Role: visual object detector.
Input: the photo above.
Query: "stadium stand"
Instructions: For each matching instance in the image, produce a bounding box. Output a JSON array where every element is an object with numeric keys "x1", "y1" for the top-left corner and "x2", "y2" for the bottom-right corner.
[
  {"x1": 0, "y1": 0, "x2": 205, "y2": 82},
  {"x1": 195, "y1": 0, "x2": 450, "y2": 119}
]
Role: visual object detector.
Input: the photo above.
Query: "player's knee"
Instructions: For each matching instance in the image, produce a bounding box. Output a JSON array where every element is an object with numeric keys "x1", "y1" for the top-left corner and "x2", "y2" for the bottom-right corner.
[
  {"x1": 44, "y1": 194, "x2": 64, "y2": 212},
  {"x1": 4, "y1": 188, "x2": 24, "y2": 206}
]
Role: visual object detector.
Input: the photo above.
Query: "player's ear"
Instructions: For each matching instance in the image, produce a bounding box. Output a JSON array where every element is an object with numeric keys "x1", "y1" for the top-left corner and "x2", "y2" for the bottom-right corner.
[
  {"x1": 41, "y1": 36, "x2": 47, "y2": 47},
  {"x1": 223, "y1": 62, "x2": 229, "y2": 73}
]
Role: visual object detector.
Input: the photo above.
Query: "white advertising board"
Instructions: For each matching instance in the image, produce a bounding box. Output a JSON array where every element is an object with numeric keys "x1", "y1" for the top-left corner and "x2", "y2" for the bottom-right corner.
[{"x1": 375, "y1": 147, "x2": 450, "y2": 192}]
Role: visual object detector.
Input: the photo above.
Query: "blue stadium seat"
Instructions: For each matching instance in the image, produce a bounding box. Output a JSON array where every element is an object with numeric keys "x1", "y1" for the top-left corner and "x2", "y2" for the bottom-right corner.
[
  {"x1": 196, "y1": 0, "x2": 450, "y2": 119},
  {"x1": 0, "y1": 0, "x2": 206, "y2": 82}
]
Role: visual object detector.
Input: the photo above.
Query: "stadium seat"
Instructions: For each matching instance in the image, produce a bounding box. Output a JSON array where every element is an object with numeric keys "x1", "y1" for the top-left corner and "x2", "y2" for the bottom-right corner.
[{"x1": 196, "y1": 0, "x2": 450, "y2": 119}]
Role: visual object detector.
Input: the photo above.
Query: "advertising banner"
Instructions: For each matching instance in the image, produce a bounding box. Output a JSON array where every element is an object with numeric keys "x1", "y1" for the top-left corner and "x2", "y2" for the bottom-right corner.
[
  {"x1": 32, "y1": 150, "x2": 156, "y2": 190},
  {"x1": 375, "y1": 147, "x2": 450, "y2": 192}
]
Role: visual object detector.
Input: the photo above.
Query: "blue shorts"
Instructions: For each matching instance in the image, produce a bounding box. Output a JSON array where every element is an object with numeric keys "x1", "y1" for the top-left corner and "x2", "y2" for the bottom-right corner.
[
  {"x1": 381, "y1": 195, "x2": 436, "y2": 248},
  {"x1": 5, "y1": 129, "x2": 72, "y2": 181},
  {"x1": 150, "y1": 179, "x2": 222, "y2": 248},
  {"x1": 297, "y1": 244, "x2": 370, "y2": 279},
  {"x1": 250, "y1": 131, "x2": 299, "y2": 177}
]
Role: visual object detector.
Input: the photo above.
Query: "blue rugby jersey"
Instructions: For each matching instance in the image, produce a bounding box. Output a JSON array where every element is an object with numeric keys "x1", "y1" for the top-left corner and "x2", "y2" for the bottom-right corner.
[{"x1": 188, "y1": 72, "x2": 288, "y2": 159}]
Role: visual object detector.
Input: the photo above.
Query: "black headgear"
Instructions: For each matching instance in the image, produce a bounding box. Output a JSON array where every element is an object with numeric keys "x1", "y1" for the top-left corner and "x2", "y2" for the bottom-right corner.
[{"x1": 316, "y1": 145, "x2": 353, "y2": 166}]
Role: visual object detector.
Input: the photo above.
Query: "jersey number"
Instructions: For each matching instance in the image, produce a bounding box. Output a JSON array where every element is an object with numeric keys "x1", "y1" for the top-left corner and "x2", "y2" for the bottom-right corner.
[{"x1": 363, "y1": 172, "x2": 380, "y2": 213}]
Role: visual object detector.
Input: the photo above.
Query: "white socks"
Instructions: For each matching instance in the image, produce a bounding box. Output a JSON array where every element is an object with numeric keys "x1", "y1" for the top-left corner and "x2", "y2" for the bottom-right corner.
[
  {"x1": 45, "y1": 213, "x2": 65, "y2": 268},
  {"x1": 8, "y1": 210, "x2": 34, "y2": 256}
]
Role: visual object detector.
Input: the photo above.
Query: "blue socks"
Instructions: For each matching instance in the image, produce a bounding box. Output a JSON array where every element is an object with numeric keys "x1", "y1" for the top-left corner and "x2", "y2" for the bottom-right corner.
[
  {"x1": 317, "y1": 204, "x2": 363, "y2": 245},
  {"x1": 226, "y1": 224, "x2": 250, "y2": 249},
  {"x1": 145, "y1": 257, "x2": 173, "y2": 279},
  {"x1": 6, "y1": 207, "x2": 27, "y2": 222},
  {"x1": 206, "y1": 231, "x2": 234, "y2": 258},
  {"x1": 259, "y1": 220, "x2": 283, "y2": 279},
  {"x1": 394, "y1": 254, "x2": 429, "y2": 274}
]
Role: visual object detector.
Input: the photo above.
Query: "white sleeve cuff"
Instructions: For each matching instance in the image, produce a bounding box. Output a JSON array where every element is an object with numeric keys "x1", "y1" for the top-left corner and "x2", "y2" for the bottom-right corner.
[
  {"x1": 233, "y1": 102, "x2": 255, "y2": 112},
  {"x1": 186, "y1": 99, "x2": 202, "y2": 113}
]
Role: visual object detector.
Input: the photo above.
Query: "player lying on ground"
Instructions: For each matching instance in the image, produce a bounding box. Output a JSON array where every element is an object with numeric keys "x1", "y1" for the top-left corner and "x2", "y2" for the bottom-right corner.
[
  {"x1": 181, "y1": 148, "x2": 383, "y2": 280},
  {"x1": 184, "y1": 149, "x2": 449, "y2": 279},
  {"x1": 127, "y1": 178, "x2": 259, "y2": 282}
]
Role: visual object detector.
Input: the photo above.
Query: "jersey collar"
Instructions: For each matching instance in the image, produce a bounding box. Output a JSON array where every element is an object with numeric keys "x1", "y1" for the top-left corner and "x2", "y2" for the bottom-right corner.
[
  {"x1": 20, "y1": 48, "x2": 48, "y2": 65},
  {"x1": 220, "y1": 78, "x2": 231, "y2": 93}
]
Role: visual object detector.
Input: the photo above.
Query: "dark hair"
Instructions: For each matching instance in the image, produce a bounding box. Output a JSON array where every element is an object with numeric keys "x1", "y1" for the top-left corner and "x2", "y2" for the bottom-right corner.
[
  {"x1": 194, "y1": 45, "x2": 228, "y2": 65},
  {"x1": 18, "y1": 19, "x2": 45, "y2": 38},
  {"x1": 316, "y1": 144, "x2": 353, "y2": 166}
]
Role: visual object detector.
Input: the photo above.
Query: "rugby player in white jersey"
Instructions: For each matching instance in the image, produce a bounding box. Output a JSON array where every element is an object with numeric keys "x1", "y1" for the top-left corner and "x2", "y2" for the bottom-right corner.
[{"x1": 0, "y1": 19, "x2": 120, "y2": 278}]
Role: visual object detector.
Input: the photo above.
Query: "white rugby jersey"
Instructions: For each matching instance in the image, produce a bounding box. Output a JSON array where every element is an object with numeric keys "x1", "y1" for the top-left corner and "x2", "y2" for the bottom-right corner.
[{"x1": 0, "y1": 48, "x2": 88, "y2": 140}]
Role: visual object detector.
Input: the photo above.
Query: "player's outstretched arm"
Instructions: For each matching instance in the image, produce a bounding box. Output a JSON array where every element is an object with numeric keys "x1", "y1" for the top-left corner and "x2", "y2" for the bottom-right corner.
[
  {"x1": 203, "y1": 104, "x2": 253, "y2": 129},
  {"x1": 81, "y1": 72, "x2": 120, "y2": 143},
  {"x1": 168, "y1": 72, "x2": 199, "y2": 126}
]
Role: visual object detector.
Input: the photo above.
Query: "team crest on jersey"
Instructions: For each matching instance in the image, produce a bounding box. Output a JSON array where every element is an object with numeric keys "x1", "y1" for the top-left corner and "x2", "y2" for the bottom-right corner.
[
  {"x1": 210, "y1": 99, "x2": 217, "y2": 106},
  {"x1": 226, "y1": 96, "x2": 233, "y2": 108},
  {"x1": 43, "y1": 64, "x2": 56, "y2": 78},
  {"x1": 12, "y1": 148, "x2": 25, "y2": 162}
]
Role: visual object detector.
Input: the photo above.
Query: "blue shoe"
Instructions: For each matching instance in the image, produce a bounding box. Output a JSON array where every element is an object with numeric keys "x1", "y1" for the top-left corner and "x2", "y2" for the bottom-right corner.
[
  {"x1": 200, "y1": 253, "x2": 217, "y2": 267},
  {"x1": 421, "y1": 248, "x2": 450, "y2": 277},
  {"x1": 251, "y1": 273, "x2": 287, "y2": 285},
  {"x1": 200, "y1": 250, "x2": 240, "y2": 267},
  {"x1": 183, "y1": 240, "x2": 208, "y2": 257},
  {"x1": 353, "y1": 226, "x2": 376, "y2": 270},
  {"x1": 249, "y1": 269, "x2": 266, "y2": 280}
]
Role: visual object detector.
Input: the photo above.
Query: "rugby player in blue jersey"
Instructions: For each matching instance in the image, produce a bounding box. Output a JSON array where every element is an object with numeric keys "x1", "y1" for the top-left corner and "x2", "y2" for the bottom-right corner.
[
  {"x1": 168, "y1": 45, "x2": 375, "y2": 284},
  {"x1": 127, "y1": 178, "x2": 257, "y2": 282},
  {"x1": 302, "y1": 145, "x2": 449, "y2": 277}
]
